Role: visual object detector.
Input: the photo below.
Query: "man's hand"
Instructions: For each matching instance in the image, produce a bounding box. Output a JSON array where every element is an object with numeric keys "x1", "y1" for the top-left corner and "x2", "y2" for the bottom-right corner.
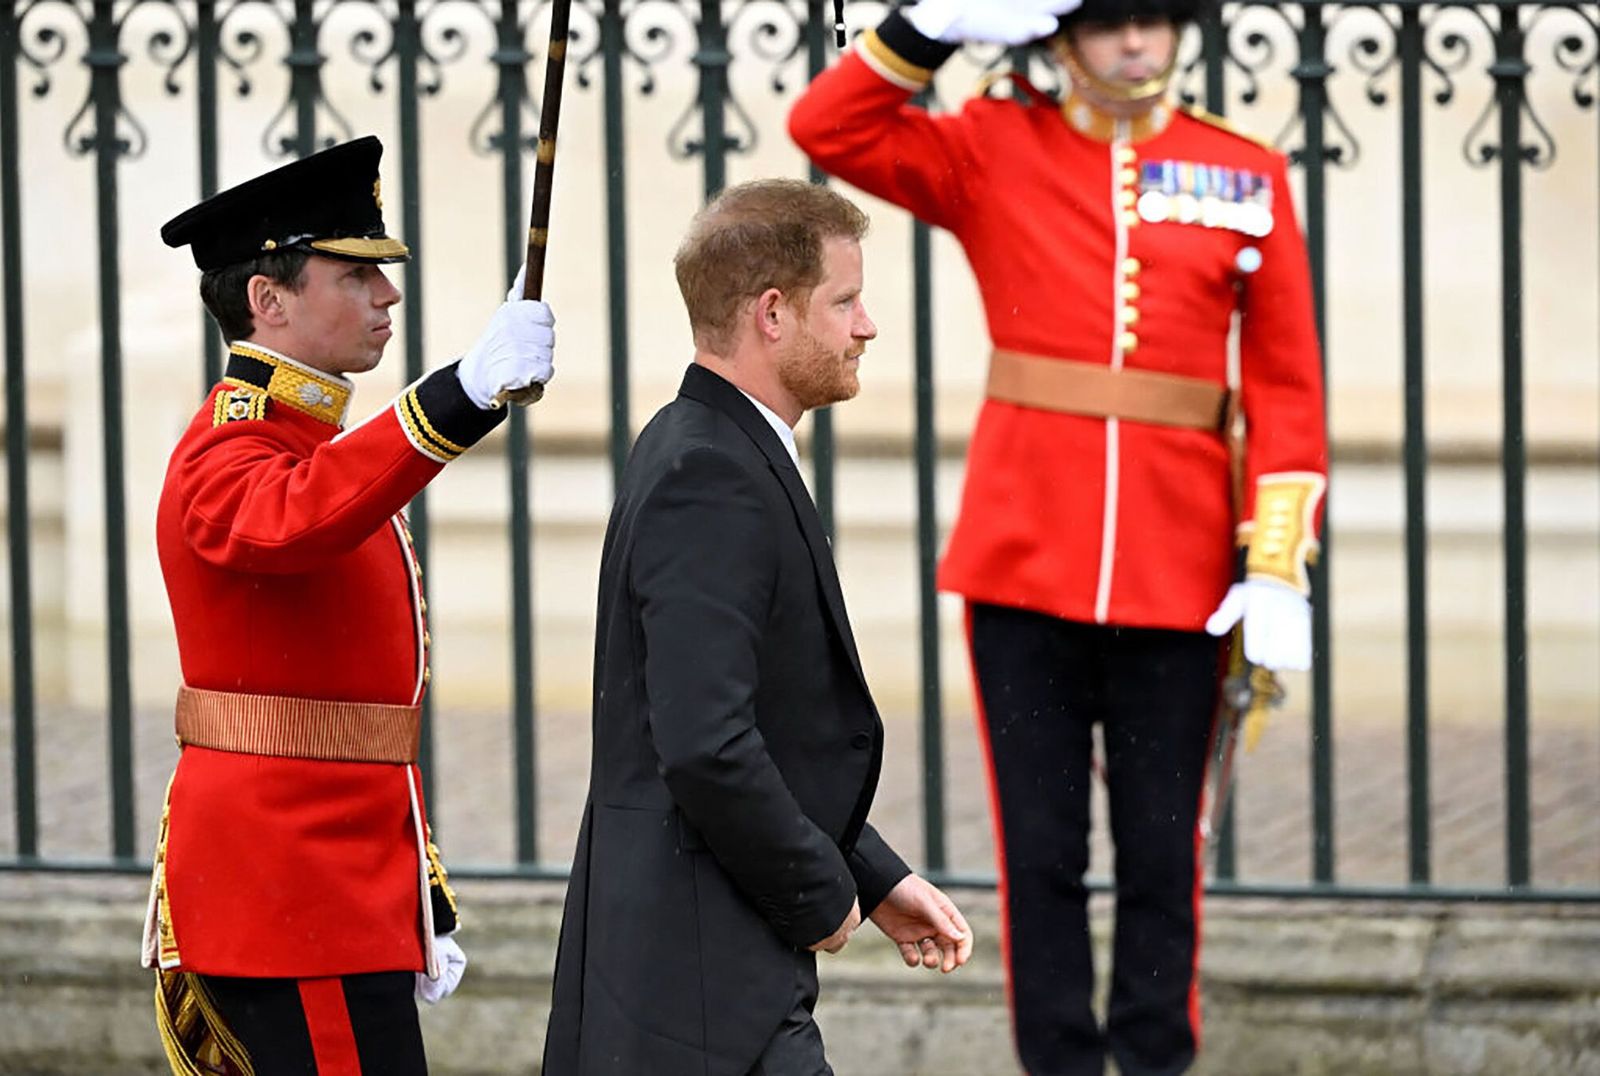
[
  {"x1": 457, "y1": 279, "x2": 556, "y2": 409},
  {"x1": 905, "y1": 0, "x2": 1083, "y2": 45},
  {"x1": 1205, "y1": 578, "x2": 1313, "y2": 671},
  {"x1": 869, "y1": 874, "x2": 973, "y2": 974},
  {"x1": 808, "y1": 898, "x2": 862, "y2": 955},
  {"x1": 415, "y1": 932, "x2": 468, "y2": 1005}
]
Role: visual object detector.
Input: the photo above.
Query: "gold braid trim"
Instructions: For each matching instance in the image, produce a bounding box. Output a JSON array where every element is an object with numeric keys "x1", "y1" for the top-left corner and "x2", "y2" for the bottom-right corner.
[
  {"x1": 226, "y1": 343, "x2": 353, "y2": 426},
  {"x1": 212, "y1": 387, "x2": 269, "y2": 429},
  {"x1": 396, "y1": 387, "x2": 468, "y2": 462},
  {"x1": 1245, "y1": 472, "x2": 1326, "y2": 595},
  {"x1": 425, "y1": 826, "x2": 460, "y2": 924},
  {"x1": 859, "y1": 29, "x2": 933, "y2": 91},
  {"x1": 155, "y1": 971, "x2": 255, "y2": 1076},
  {"x1": 154, "y1": 776, "x2": 181, "y2": 967},
  {"x1": 405, "y1": 388, "x2": 468, "y2": 458}
]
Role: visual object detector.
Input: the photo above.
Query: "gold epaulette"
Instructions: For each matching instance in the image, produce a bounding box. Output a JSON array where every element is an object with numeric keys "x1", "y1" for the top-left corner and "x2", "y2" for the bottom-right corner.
[
  {"x1": 213, "y1": 385, "x2": 269, "y2": 428},
  {"x1": 1178, "y1": 102, "x2": 1276, "y2": 152}
]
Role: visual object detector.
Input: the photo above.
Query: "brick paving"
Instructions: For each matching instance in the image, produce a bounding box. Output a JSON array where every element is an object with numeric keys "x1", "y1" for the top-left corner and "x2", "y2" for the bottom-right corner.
[{"x1": 0, "y1": 697, "x2": 1594, "y2": 894}]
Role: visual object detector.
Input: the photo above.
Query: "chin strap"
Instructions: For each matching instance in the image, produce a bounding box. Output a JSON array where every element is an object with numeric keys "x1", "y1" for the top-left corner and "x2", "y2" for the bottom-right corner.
[{"x1": 1057, "y1": 36, "x2": 1178, "y2": 105}]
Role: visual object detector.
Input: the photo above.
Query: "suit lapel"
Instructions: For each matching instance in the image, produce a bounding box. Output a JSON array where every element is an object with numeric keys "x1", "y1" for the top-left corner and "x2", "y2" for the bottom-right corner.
[{"x1": 678, "y1": 365, "x2": 871, "y2": 696}]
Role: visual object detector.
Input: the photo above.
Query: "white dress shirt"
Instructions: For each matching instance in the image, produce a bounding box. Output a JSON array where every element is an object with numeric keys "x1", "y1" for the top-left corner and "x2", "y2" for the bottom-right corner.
[{"x1": 738, "y1": 389, "x2": 801, "y2": 470}]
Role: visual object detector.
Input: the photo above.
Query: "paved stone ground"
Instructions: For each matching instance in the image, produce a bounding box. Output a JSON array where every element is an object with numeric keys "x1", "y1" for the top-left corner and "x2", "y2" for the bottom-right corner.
[{"x1": 0, "y1": 696, "x2": 1594, "y2": 894}]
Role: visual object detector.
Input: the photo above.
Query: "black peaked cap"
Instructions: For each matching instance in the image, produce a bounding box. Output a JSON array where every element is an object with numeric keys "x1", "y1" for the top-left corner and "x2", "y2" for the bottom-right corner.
[{"x1": 161, "y1": 135, "x2": 409, "y2": 271}]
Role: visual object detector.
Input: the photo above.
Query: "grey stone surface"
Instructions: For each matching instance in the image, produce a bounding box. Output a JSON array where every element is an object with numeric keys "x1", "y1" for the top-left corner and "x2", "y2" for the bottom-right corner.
[{"x1": 3, "y1": 876, "x2": 1600, "y2": 1075}]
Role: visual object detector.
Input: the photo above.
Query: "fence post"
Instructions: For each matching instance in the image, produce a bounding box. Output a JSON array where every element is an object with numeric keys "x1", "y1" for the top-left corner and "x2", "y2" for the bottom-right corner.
[
  {"x1": 603, "y1": 0, "x2": 631, "y2": 491},
  {"x1": 1491, "y1": 4, "x2": 1531, "y2": 890},
  {"x1": 493, "y1": 0, "x2": 539, "y2": 866},
  {"x1": 84, "y1": 0, "x2": 136, "y2": 862},
  {"x1": 1293, "y1": 2, "x2": 1336, "y2": 885},
  {"x1": 1, "y1": 0, "x2": 38, "y2": 862},
  {"x1": 1399, "y1": 2, "x2": 1432, "y2": 887}
]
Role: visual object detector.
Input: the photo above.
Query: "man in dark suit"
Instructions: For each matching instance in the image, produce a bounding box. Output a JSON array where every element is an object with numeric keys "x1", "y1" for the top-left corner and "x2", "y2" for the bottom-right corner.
[{"x1": 543, "y1": 179, "x2": 973, "y2": 1076}]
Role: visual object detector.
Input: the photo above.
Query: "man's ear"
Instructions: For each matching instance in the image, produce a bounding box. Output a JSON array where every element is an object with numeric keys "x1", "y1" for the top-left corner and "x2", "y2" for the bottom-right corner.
[
  {"x1": 246, "y1": 274, "x2": 290, "y2": 328},
  {"x1": 752, "y1": 287, "x2": 787, "y2": 345}
]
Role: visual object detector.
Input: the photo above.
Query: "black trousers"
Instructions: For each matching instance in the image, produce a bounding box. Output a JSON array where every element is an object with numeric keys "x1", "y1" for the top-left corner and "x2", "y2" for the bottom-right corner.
[
  {"x1": 199, "y1": 971, "x2": 426, "y2": 1075},
  {"x1": 967, "y1": 603, "x2": 1220, "y2": 1076}
]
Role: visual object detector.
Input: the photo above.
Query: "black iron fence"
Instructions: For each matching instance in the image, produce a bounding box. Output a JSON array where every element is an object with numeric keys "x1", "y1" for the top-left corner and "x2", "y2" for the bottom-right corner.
[{"x1": 1, "y1": 1, "x2": 1596, "y2": 900}]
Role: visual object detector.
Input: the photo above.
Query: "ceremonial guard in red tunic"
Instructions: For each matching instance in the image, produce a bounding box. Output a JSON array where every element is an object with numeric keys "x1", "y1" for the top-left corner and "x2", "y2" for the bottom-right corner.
[
  {"x1": 144, "y1": 136, "x2": 556, "y2": 1075},
  {"x1": 793, "y1": 1, "x2": 1327, "y2": 1072}
]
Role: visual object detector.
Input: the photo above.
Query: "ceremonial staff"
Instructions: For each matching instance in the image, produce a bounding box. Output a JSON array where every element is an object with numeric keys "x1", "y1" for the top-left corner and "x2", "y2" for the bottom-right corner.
[{"x1": 498, "y1": 0, "x2": 573, "y2": 406}]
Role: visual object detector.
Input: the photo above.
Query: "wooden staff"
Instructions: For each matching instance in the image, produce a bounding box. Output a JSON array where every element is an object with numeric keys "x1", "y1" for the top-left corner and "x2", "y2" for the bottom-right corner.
[{"x1": 498, "y1": 0, "x2": 573, "y2": 407}]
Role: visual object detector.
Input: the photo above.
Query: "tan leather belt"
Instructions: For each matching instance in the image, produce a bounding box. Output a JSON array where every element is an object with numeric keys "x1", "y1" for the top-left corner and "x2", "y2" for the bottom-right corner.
[
  {"x1": 987, "y1": 348, "x2": 1230, "y2": 432},
  {"x1": 175, "y1": 685, "x2": 421, "y2": 764}
]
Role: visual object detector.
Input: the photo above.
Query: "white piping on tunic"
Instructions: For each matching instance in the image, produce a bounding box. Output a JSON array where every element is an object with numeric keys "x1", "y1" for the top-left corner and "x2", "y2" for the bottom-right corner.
[
  {"x1": 408, "y1": 769, "x2": 441, "y2": 980},
  {"x1": 1094, "y1": 124, "x2": 1133, "y2": 625},
  {"x1": 392, "y1": 515, "x2": 427, "y2": 706}
]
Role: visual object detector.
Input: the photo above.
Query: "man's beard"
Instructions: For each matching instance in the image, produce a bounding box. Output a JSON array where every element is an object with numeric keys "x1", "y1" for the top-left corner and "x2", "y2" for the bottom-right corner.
[{"x1": 778, "y1": 324, "x2": 861, "y2": 414}]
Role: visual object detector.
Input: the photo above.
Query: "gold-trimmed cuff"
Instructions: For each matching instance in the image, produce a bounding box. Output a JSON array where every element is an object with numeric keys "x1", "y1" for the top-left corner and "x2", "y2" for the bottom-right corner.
[
  {"x1": 859, "y1": 29, "x2": 933, "y2": 91},
  {"x1": 397, "y1": 386, "x2": 469, "y2": 463},
  {"x1": 1245, "y1": 472, "x2": 1326, "y2": 595}
]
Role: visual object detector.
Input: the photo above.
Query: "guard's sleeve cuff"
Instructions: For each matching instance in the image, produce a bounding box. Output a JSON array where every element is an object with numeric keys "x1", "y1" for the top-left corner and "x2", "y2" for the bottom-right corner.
[
  {"x1": 1244, "y1": 472, "x2": 1326, "y2": 595},
  {"x1": 859, "y1": 12, "x2": 959, "y2": 91},
  {"x1": 393, "y1": 361, "x2": 506, "y2": 464}
]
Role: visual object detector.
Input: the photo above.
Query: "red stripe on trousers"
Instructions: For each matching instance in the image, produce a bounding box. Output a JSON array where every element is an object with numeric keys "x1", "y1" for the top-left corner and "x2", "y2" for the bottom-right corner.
[
  {"x1": 297, "y1": 977, "x2": 362, "y2": 1075},
  {"x1": 963, "y1": 604, "x2": 1020, "y2": 1040}
]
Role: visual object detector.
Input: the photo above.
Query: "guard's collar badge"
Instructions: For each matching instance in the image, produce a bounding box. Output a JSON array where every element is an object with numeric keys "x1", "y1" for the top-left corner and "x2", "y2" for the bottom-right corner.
[{"x1": 221, "y1": 343, "x2": 354, "y2": 427}]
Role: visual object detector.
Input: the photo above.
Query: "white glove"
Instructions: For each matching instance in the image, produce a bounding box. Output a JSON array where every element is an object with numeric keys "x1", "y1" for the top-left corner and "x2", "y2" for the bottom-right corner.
[
  {"x1": 1205, "y1": 579, "x2": 1313, "y2": 672},
  {"x1": 457, "y1": 272, "x2": 555, "y2": 410},
  {"x1": 506, "y1": 263, "x2": 529, "y2": 304},
  {"x1": 415, "y1": 932, "x2": 468, "y2": 1005},
  {"x1": 905, "y1": 0, "x2": 1083, "y2": 45}
]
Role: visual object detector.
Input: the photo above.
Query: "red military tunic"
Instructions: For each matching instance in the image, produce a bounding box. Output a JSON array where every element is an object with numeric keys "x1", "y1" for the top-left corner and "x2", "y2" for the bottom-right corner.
[
  {"x1": 143, "y1": 342, "x2": 499, "y2": 979},
  {"x1": 791, "y1": 23, "x2": 1327, "y2": 631}
]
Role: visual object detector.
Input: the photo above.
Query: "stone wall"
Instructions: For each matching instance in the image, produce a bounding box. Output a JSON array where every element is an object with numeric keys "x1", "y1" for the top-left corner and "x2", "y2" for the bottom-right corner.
[{"x1": 3, "y1": 873, "x2": 1597, "y2": 1075}]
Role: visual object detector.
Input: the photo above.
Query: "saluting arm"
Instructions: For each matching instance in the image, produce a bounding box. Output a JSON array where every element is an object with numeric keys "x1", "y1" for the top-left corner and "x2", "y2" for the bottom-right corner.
[{"x1": 789, "y1": 11, "x2": 982, "y2": 232}]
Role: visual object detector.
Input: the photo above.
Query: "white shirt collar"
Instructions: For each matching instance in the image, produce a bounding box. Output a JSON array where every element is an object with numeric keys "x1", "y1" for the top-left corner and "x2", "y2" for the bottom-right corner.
[{"x1": 737, "y1": 389, "x2": 801, "y2": 470}]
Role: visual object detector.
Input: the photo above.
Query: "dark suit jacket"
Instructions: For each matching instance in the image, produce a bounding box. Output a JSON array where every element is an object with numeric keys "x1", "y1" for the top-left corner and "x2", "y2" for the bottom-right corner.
[{"x1": 542, "y1": 364, "x2": 911, "y2": 1076}]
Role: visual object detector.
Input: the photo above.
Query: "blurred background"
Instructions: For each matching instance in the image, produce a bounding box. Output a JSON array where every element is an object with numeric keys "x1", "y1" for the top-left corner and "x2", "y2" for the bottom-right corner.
[{"x1": 0, "y1": 0, "x2": 1594, "y2": 919}]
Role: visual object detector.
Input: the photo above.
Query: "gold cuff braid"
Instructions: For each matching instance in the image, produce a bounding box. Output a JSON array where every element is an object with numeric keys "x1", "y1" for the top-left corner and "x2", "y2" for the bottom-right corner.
[{"x1": 1245, "y1": 473, "x2": 1326, "y2": 595}]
